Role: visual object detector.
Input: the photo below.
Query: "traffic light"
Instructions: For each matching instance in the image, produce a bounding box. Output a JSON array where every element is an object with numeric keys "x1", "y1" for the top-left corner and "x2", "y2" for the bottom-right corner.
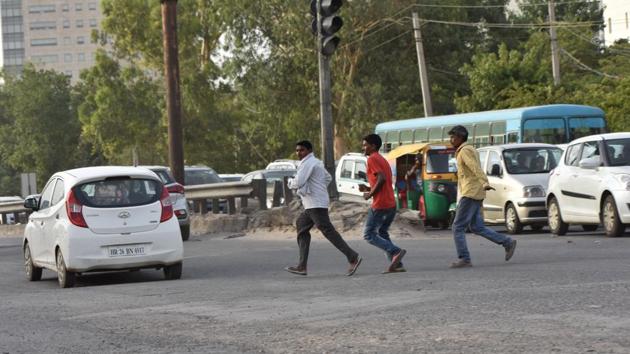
[{"x1": 310, "y1": 0, "x2": 343, "y2": 56}]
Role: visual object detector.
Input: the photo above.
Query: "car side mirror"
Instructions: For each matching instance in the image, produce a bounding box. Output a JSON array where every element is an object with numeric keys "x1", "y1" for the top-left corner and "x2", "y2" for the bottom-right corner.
[
  {"x1": 579, "y1": 157, "x2": 600, "y2": 169},
  {"x1": 490, "y1": 164, "x2": 502, "y2": 177},
  {"x1": 24, "y1": 195, "x2": 40, "y2": 211}
]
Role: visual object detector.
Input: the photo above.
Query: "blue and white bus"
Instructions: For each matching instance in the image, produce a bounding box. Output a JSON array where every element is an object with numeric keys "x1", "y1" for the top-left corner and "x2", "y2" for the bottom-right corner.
[{"x1": 374, "y1": 104, "x2": 607, "y2": 152}]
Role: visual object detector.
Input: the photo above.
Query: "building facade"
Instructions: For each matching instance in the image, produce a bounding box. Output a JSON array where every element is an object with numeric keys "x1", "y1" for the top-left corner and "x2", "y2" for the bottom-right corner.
[
  {"x1": 603, "y1": 0, "x2": 630, "y2": 46},
  {"x1": 1, "y1": 0, "x2": 102, "y2": 81}
]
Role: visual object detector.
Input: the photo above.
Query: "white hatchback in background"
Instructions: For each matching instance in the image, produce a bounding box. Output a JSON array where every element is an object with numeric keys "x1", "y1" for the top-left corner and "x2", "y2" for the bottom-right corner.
[
  {"x1": 478, "y1": 144, "x2": 563, "y2": 234},
  {"x1": 265, "y1": 159, "x2": 299, "y2": 170},
  {"x1": 335, "y1": 153, "x2": 369, "y2": 201},
  {"x1": 22, "y1": 166, "x2": 184, "y2": 288},
  {"x1": 547, "y1": 133, "x2": 630, "y2": 237}
]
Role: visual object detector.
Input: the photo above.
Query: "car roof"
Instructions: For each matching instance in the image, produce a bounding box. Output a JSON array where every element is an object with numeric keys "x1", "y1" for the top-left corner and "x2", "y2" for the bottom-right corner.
[
  {"x1": 137, "y1": 165, "x2": 168, "y2": 171},
  {"x1": 184, "y1": 165, "x2": 216, "y2": 171},
  {"x1": 61, "y1": 166, "x2": 160, "y2": 183},
  {"x1": 478, "y1": 143, "x2": 561, "y2": 151},
  {"x1": 569, "y1": 132, "x2": 630, "y2": 145}
]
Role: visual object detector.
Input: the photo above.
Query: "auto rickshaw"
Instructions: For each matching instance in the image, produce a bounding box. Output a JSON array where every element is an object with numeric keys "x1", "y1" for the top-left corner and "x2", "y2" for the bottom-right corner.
[{"x1": 386, "y1": 143, "x2": 458, "y2": 229}]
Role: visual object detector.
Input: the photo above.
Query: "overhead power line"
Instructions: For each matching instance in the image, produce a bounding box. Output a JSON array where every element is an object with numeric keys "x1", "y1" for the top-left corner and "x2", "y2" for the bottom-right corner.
[
  {"x1": 410, "y1": 1, "x2": 600, "y2": 9},
  {"x1": 560, "y1": 48, "x2": 621, "y2": 79}
]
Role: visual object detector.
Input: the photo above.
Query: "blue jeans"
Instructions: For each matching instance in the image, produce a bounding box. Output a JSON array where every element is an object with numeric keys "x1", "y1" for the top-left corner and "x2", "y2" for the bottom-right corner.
[
  {"x1": 453, "y1": 197, "x2": 513, "y2": 262},
  {"x1": 363, "y1": 208, "x2": 401, "y2": 259}
]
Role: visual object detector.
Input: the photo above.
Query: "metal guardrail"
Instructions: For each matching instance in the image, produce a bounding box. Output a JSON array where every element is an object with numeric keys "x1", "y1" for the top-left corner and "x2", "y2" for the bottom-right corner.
[
  {"x1": 184, "y1": 181, "x2": 253, "y2": 199},
  {"x1": 0, "y1": 200, "x2": 26, "y2": 214}
]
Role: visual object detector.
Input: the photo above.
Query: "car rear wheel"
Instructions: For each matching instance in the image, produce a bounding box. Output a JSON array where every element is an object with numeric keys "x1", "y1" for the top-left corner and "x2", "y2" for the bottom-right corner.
[
  {"x1": 56, "y1": 250, "x2": 76, "y2": 288},
  {"x1": 581, "y1": 225, "x2": 599, "y2": 232},
  {"x1": 602, "y1": 195, "x2": 625, "y2": 237},
  {"x1": 180, "y1": 225, "x2": 190, "y2": 241},
  {"x1": 548, "y1": 198, "x2": 568, "y2": 236},
  {"x1": 505, "y1": 203, "x2": 523, "y2": 234},
  {"x1": 24, "y1": 243, "x2": 42, "y2": 281},
  {"x1": 164, "y1": 262, "x2": 182, "y2": 280}
]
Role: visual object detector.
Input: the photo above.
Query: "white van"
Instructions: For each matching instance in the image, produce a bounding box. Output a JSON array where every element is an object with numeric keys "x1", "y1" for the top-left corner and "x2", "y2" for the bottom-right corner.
[
  {"x1": 335, "y1": 153, "x2": 368, "y2": 200},
  {"x1": 478, "y1": 144, "x2": 563, "y2": 234}
]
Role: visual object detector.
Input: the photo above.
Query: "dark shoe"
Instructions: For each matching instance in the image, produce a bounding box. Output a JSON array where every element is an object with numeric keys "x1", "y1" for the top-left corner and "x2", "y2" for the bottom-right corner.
[
  {"x1": 284, "y1": 266, "x2": 307, "y2": 276},
  {"x1": 382, "y1": 266, "x2": 407, "y2": 274},
  {"x1": 346, "y1": 256, "x2": 362, "y2": 276},
  {"x1": 388, "y1": 249, "x2": 407, "y2": 272},
  {"x1": 450, "y1": 259, "x2": 472, "y2": 268},
  {"x1": 505, "y1": 240, "x2": 517, "y2": 261}
]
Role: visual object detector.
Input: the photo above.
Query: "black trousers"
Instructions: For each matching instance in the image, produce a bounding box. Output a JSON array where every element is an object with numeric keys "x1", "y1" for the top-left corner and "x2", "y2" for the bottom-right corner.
[{"x1": 296, "y1": 208, "x2": 358, "y2": 269}]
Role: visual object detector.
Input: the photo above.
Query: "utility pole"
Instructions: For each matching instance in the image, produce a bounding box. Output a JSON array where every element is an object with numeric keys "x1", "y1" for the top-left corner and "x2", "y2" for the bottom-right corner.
[
  {"x1": 412, "y1": 12, "x2": 433, "y2": 117},
  {"x1": 314, "y1": 0, "x2": 341, "y2": 200},
  {"x1": 548, "y1": 0, "x2": 561, "y2": 86},
  {"x1": 161, "y1": 0, "x2": 185, "y2": 184}
]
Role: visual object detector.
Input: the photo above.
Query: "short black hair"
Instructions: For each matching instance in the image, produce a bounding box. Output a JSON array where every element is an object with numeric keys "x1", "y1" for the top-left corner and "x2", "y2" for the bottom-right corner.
[
  {"x1": 296, "y1": 140, "x2": 313, "y2": 151},
  {"x1": 447, "y1": 125, "x2": 468, "y2": 142},
  {"x1": 363, "y1": 134, "x2": 382, "y2": 150}
]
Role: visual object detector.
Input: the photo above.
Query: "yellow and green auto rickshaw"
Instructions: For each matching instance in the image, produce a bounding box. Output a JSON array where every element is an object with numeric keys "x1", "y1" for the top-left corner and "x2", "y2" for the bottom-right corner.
[{"x1": 387, "y1": 143, "x2": 458, "y2": 229}]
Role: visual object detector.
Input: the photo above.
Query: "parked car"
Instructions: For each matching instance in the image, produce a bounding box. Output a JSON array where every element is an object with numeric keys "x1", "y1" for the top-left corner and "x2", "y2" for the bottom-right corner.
[
  {"x1": 265, "y1": 159, "x2": 299, "y2": 170},
  {"x1": 140, "y1": 166, "x2": 190, "y2": 241},
  {"x1": 242, "y1": 169, "x2": 297, "y2": 208},
  {"x1": 335, "y1": 153, "x2": 368, "y2": 199},
  {"x1": 478, "y1": 144, "x2": 563, "y2": 234},
  {"x1": 547, "y1": 132, "x2": 630, "y2": 237},
  {"x1": 22, "y1": 166, "x2": 183, "y2": 288},
  {"x1": 219, "y1": 173, "x2": 245, "y2": 182},
  {"x1": 184, "y1": 165, "x2": 226, "y2": 213}
]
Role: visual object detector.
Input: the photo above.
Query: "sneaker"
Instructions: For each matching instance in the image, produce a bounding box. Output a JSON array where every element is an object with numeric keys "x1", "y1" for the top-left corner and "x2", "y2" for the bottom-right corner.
[
  {"x1": 284, "y1": 266, "x2": 307, "y2": 276},
  {"x1": 505, "y1": 240, "x2": 517, "y2": 261},
  {"x1": 388, "y1": 249, "x2": 407, "y2": 272},
  {"x1": 449, "y1": 259, "x2": 472, "y2": 268},
  {"x1": 382, "y1": 266, "x2": 407, "y2": 274},
  {"x1": 346, "y1": 256, "x2": 362, "y2": 276}
]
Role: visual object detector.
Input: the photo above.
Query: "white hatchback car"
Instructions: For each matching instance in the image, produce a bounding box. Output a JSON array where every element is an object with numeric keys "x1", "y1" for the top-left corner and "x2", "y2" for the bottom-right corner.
[
  {"x1": 23, "y1": 166, "x2": 184, "y2": 288},
  {"x1": 547, "y1": 133, "x2": 630, "y2": 237}
]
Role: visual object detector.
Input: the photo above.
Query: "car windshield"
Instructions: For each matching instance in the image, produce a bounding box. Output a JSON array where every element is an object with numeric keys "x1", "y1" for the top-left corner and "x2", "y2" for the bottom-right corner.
[
  {"x1": 605, "y1": 138, "x2": 630, "y2": 166},
  {"x1": 426, "y1": 148, "x2": 457, "y2": 173},
  {"x1": 75, "y1": 178, "x2": 161, "y2": 208},
  {"x1": 503, "y1": 147, "x2": 563, "y2": 174},
  {"x1": 184, "y1": 168, "x2": 222, "y2": 185},
  {"x1": 151, "y1": 169, "x2": 175, "y2": 184}
]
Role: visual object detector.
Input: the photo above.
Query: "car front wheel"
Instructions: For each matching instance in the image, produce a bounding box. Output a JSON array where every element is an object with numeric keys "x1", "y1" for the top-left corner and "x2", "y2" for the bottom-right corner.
[
  {"x1": 602, "y1": 195, "x2": 625, "y2": 237},
  {"x1": 24, "y1": 243, "x2": 42, "y2": 281},
  {"x1": 505, "y1": 203, "x2": 523, "y2": 234},
  {"x1": 164, "y1": 262, "x2": 182, "y2": 280},
  {"x1": 548, "y1": 197, "x2": 568, "y2": 236},
  {"x1": 180, "y1": 225, "x2": 190, "y2": 241},
  {"x1": 56, "y1": 250, "x2": 76, "y2": 288}
]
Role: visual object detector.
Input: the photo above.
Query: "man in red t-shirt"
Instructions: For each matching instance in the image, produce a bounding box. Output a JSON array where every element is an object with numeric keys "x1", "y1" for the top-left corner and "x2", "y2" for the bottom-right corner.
[{"x1": 360, "y1": 134, "x2": 407, "y2": 273}]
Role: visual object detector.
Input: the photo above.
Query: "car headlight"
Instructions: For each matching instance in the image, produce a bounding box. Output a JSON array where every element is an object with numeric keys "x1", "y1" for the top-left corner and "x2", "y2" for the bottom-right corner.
[
  {"x1": 523, "y1": 185, "x2": 545, "y2": 198},
  {"x1": 614, "y1": 174, "x2": 630, "y2": 191}
]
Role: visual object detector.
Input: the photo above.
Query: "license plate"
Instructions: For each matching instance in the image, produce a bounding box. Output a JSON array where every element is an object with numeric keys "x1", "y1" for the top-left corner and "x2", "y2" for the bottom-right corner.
[{"x1": 108, "y1": 245, "x2": 146, "y2": 257}]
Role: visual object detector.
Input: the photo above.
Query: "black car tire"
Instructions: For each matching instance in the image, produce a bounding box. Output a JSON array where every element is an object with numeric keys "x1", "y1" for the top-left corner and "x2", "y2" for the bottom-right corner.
[
  {"x1": 56, "y1": 250, "x2": 76, "y2": 288},
  {"x1": 24, "y1": 243, "x2": 42, "y2": 281},
  {"x1": 548, "y1": 197, "x2": 568, "y2": 236},
  {"x1": 602, "y1": 195, "x2": 625, "y2": 237},
  {"x1": 180, "y1": 225, "x2": 190, "y2": 241},
  {"x1": 505, "y1": 203, "x2": 523, "y2": 234},
  {"x1": 164, "y1": 262, "x2": 183, "y2": 280}
]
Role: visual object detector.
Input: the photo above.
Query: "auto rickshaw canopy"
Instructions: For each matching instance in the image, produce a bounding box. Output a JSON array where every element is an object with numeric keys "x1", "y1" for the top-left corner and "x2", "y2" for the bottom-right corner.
[{"x1": 386, "y1": 143, "x2": 453, "y2": 160}]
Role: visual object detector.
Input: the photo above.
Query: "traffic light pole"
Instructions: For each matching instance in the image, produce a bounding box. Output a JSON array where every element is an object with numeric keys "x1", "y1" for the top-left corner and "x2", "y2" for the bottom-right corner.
[
  {"x1": 317, "y1": 0, "x2": 339, "y2": 200},
  {"x1": 161, "y1": 0, "x2": 185, "y2": 185}
]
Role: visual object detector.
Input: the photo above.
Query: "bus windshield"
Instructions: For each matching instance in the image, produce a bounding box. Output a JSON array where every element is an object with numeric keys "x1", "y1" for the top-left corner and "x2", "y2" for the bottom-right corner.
[
  {"x1": 503, "y1": 147, "x2": 563, "y2": 174},
  {"x1": 426, "y1": 149, "x2": 457, "y2": 173},
  {"x1": 569, "y1": 117, "x2": 607, "y2": 140},
  {"x1": 523, "y1": 118, "x2": 566, "y2": 144}
]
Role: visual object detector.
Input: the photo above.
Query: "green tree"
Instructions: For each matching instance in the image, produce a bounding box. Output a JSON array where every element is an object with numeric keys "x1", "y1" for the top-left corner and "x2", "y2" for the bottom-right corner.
[{"x1": 0, "y1": 66, "x2": 81, "y2": 188}]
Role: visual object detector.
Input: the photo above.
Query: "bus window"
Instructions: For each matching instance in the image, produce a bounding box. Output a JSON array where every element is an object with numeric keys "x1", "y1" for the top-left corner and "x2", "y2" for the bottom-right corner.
[
  {"x1": 386, "y1": 131, "x2": 400, "y2": 152},
  {"x1": 378, "y1": 133, "x2": 387, "y2": 152},
  {"x1": 568, "y1": 117, "x2": 606, "y2": 141},
  {"x1": 428, "y1": 127, "x2": 443, "y2": 142},
  {"x1": 414, "y1": 128, "x2": 428, "y2": 143},
  {"x1": 490, "y1": 122, "x2": 506, "y2": 144},
  {"x1": 507, "y1": 131, "x2": 519, "y2": 143},
  {"x1": 474, "y1": 123, "x2": 490, "y2": 147},
  {"x1": 400, "y1": 129, "x2": 413, "y2": 145},
  {"x1": 523, "y1": 118, "x2": 565, "y2": 144}
]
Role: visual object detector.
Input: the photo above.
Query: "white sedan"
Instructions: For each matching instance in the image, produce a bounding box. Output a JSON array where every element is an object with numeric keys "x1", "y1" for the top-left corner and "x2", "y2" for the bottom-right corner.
[{"x1": 23, "y1": 166, "x2": 184, "y2": 288}]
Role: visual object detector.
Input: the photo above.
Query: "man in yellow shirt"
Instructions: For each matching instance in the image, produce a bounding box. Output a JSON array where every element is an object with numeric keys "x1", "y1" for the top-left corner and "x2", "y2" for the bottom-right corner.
[{"x1": 448, "y1": 125, "x2": 517, "y2": 268}]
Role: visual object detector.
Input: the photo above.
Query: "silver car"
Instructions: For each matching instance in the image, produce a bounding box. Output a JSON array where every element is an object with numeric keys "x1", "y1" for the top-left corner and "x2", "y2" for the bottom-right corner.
[
  {"x1": 141, "y1": 166, "x2": 191, "y2": 241},
  {"x1": 478, "y1": 144, "x2": 563, "y2": 234}
]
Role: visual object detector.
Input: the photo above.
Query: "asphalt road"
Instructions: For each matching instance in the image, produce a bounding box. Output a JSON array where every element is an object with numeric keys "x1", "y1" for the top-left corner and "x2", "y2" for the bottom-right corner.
[{"x1": 1, "y1": 227, "x2": 630, "y2": 353}]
